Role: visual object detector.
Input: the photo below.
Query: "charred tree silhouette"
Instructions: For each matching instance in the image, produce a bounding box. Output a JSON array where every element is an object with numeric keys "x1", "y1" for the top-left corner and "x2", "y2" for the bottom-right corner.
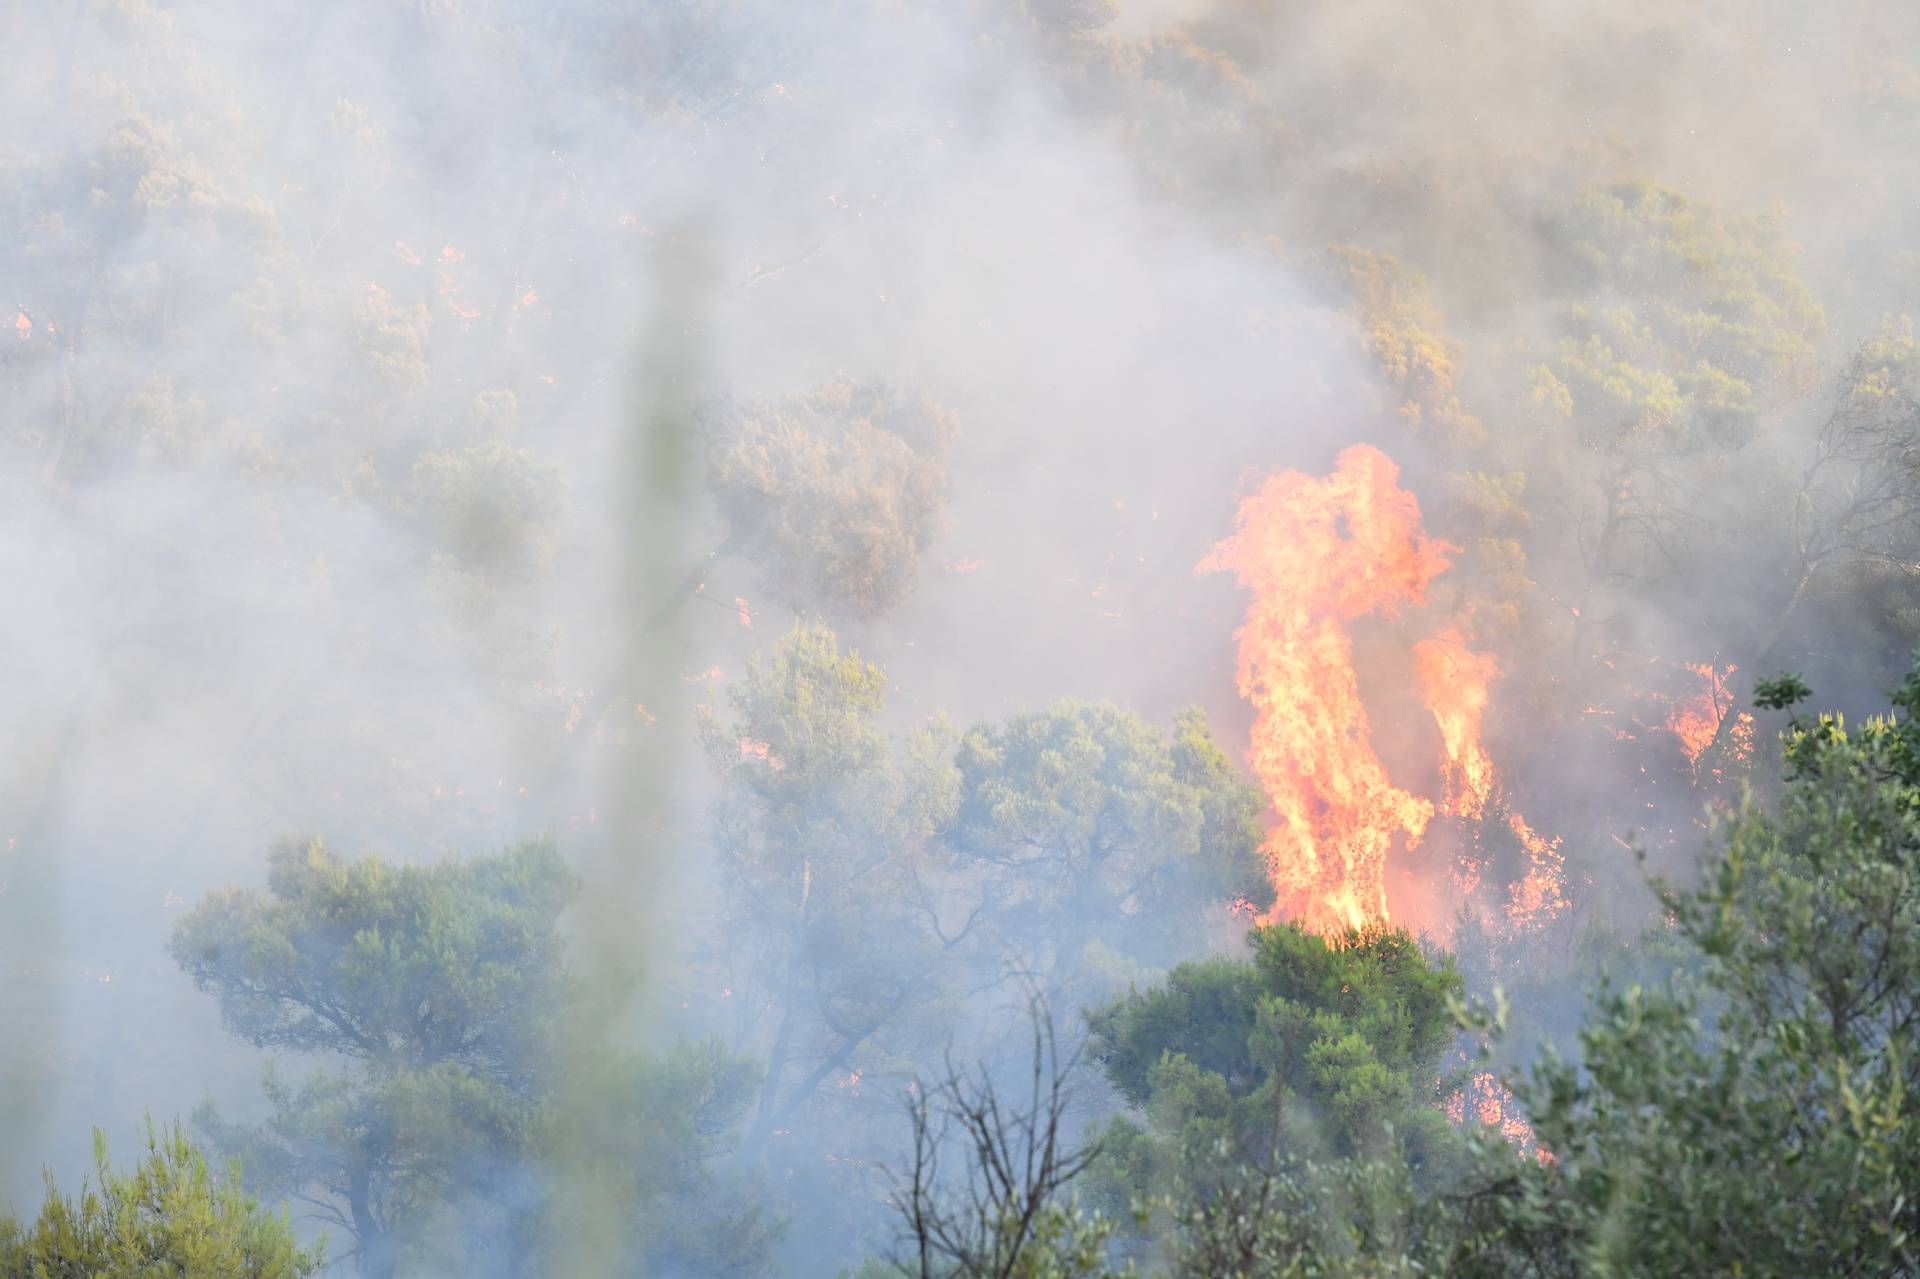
[{"x1": 890, "y1": 1001, "x2": 1103, "y2": 1279}]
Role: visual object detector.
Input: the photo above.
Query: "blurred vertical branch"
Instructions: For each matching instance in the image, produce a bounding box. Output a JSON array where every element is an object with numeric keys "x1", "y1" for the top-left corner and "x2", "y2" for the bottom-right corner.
[
  {"x1": 549, "y1": 216, "x2": 717, "y2": 1276},
  {"x1": 0, "y1": 697, "x2": 83, "y2": 1200}
]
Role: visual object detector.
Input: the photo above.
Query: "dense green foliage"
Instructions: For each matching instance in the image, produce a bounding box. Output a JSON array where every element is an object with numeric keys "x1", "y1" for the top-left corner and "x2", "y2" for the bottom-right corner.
[
  {"x1": 0, "y1": 1122, "x2": 322, "y2": 1279},
  {"x1": 1087, "y1": 924, "x2": 1462, "y2": 1214},
  {"x1": 13, "y1": 2, "x2": 1920, "y2": 1276},
  {"x1": 895, "y1": 667, "x2": 1920, "y2": 1277},
  {"x1": 171, "y1": 838, "x2": 571, "y2": 1277},
  {"x1": 170, "y1": 838, "x2": 777, "y2": 1277},
  {"x1": 947, "y1": 701, "x2": 1273, "y2": 987},
  {"x1": 1467, "y1": 662, "x2": 1920, "y2": 1275}
]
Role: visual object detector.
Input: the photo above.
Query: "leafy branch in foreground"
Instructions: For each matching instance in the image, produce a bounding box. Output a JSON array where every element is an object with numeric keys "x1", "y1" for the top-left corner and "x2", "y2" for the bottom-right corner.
[{"x1": 0, "y1": 1119, "x2": 323, "y2": 1278}]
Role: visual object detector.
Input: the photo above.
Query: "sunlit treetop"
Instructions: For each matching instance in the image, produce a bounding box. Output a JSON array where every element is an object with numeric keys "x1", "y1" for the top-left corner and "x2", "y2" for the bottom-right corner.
[
  {"x1": 1530, "y1": 179, "x2": 1828, "y2": 454},
  {"x1": 1083, "y1": 918, "x2": 1465, "y2": 1220},
  {"x1": 0, "y1": 1121, "x2": 322, "y2": 1279},
  {"x1": 1329, "y1": 244, "x2": 1487, "y2": 450},
  {"x1": 169, "y1": 837, "x2": 574, "y2": 1089}
]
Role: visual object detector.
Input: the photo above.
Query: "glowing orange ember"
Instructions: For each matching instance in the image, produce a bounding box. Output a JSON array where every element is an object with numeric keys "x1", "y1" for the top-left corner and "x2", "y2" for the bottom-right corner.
[
  {"x1": 1199, "y1": 444, "x2": 1452, "y2": 933},
  {"x1": 739, "y1": 737, "x2": 785, "y2": 771},
  {"x1": 1669, "y1": 661, "x2": 1736, "y2": 767},
  {"x1": 1505, "y1": 813, "x2": 1568, "y2": 929},
  {"x1": 1720, "y1": 711, "x2": 1756, "y2": 778},
  {"x1": 1446, "y1": 1071, "x2": 1540, "y2": 1150}
]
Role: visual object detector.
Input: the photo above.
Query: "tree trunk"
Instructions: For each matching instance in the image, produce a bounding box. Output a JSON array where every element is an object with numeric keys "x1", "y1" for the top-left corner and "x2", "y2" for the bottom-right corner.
[
  {"x1": 741, "y1": 1004, "x2": 796, "y2": 1163},
  {"x1": 1701, "y1": 563, "x2": 1818, "y2": 762},
  {"x1": 347, "y1": 1167, "x2": 398, "y2": 1279}
]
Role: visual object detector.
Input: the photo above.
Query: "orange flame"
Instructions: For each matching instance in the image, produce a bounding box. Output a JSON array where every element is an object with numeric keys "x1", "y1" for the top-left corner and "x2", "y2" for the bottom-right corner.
[
  {"x1": 1205, "y1": 445, "x2": 1568, "y2": 937},
  {"x1": 1199, "y1": 444, "x2": 1452, "y2": 933},
  {"x1": 1668, "y1": 661, "x2": 1735, "y2": 767},
  {"x1": 1414, "y1": 628, "x2": 1499, "y2": 819}
]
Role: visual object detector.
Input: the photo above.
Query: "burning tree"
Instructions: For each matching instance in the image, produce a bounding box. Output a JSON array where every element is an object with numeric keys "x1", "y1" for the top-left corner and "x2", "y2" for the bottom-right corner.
[
  {"x1": 1198, "y1": 443, "x2": 1453, "y2": 933},
  {"x1": 1200, "y1": 443, "x2": 1567, "y2": 939}
]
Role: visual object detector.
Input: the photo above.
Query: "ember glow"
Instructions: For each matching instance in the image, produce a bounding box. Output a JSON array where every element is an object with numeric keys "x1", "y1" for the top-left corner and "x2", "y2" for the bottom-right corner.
[
  {"x1": 1505, "y1": 813, "x2": 1568, "y2": 930},
  {"x1": 1447, "y1": 1070, "x2": 1542, "y2": 1153}
]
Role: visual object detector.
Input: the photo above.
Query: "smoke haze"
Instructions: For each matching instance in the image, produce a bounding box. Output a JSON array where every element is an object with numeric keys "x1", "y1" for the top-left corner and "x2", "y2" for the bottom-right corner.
[{"x1": 6, "y1": 0, "x2": 1920, "y2": 1271}]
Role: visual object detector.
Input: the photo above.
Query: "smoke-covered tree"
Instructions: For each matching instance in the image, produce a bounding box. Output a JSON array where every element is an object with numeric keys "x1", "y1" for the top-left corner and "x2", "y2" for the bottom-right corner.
[
  {"x1": 0, "y1": 1120, "x2": 322, "y2": 1278},
  {"x1": 567, "y1": 381, "x2": 960, "y2": 747},
  {"x1": 1524, "y1": 179, "x2": 1828, "y2": 653},
  {"x1": 549, "y1": 1038, "x2": 784, "y2": 1278},
  {"x1": 170, "y1": 837, "x2": 574, "y2": 1278},
  {"x1": 1084, "y1": 922, "x2": 1465, "y2": 1214},
  {"x1": 1328, "y1": 244, "x2": 1486, "y2": 451},
  {"x1": 698, "y1": 625, "x2": 965, "y2": 1258},
  {"x1": 705, "y1": 381, "x2": 959, "y2": 620},
  {"x1": 1737, "y1": 320, "x2": 1920, "y2": 692},
  {"x1": 943, "y1": 700, "x2": 1273, "y2": 999},
  {"x1": 1531, "y1": 180, "x2": 1826, "y2": 455}
]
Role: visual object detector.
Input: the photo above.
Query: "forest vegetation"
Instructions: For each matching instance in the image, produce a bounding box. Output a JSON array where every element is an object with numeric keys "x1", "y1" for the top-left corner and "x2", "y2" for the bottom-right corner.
[{"x1": 6, "y1": 1, "x2": 1920, "y2": 1275}]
